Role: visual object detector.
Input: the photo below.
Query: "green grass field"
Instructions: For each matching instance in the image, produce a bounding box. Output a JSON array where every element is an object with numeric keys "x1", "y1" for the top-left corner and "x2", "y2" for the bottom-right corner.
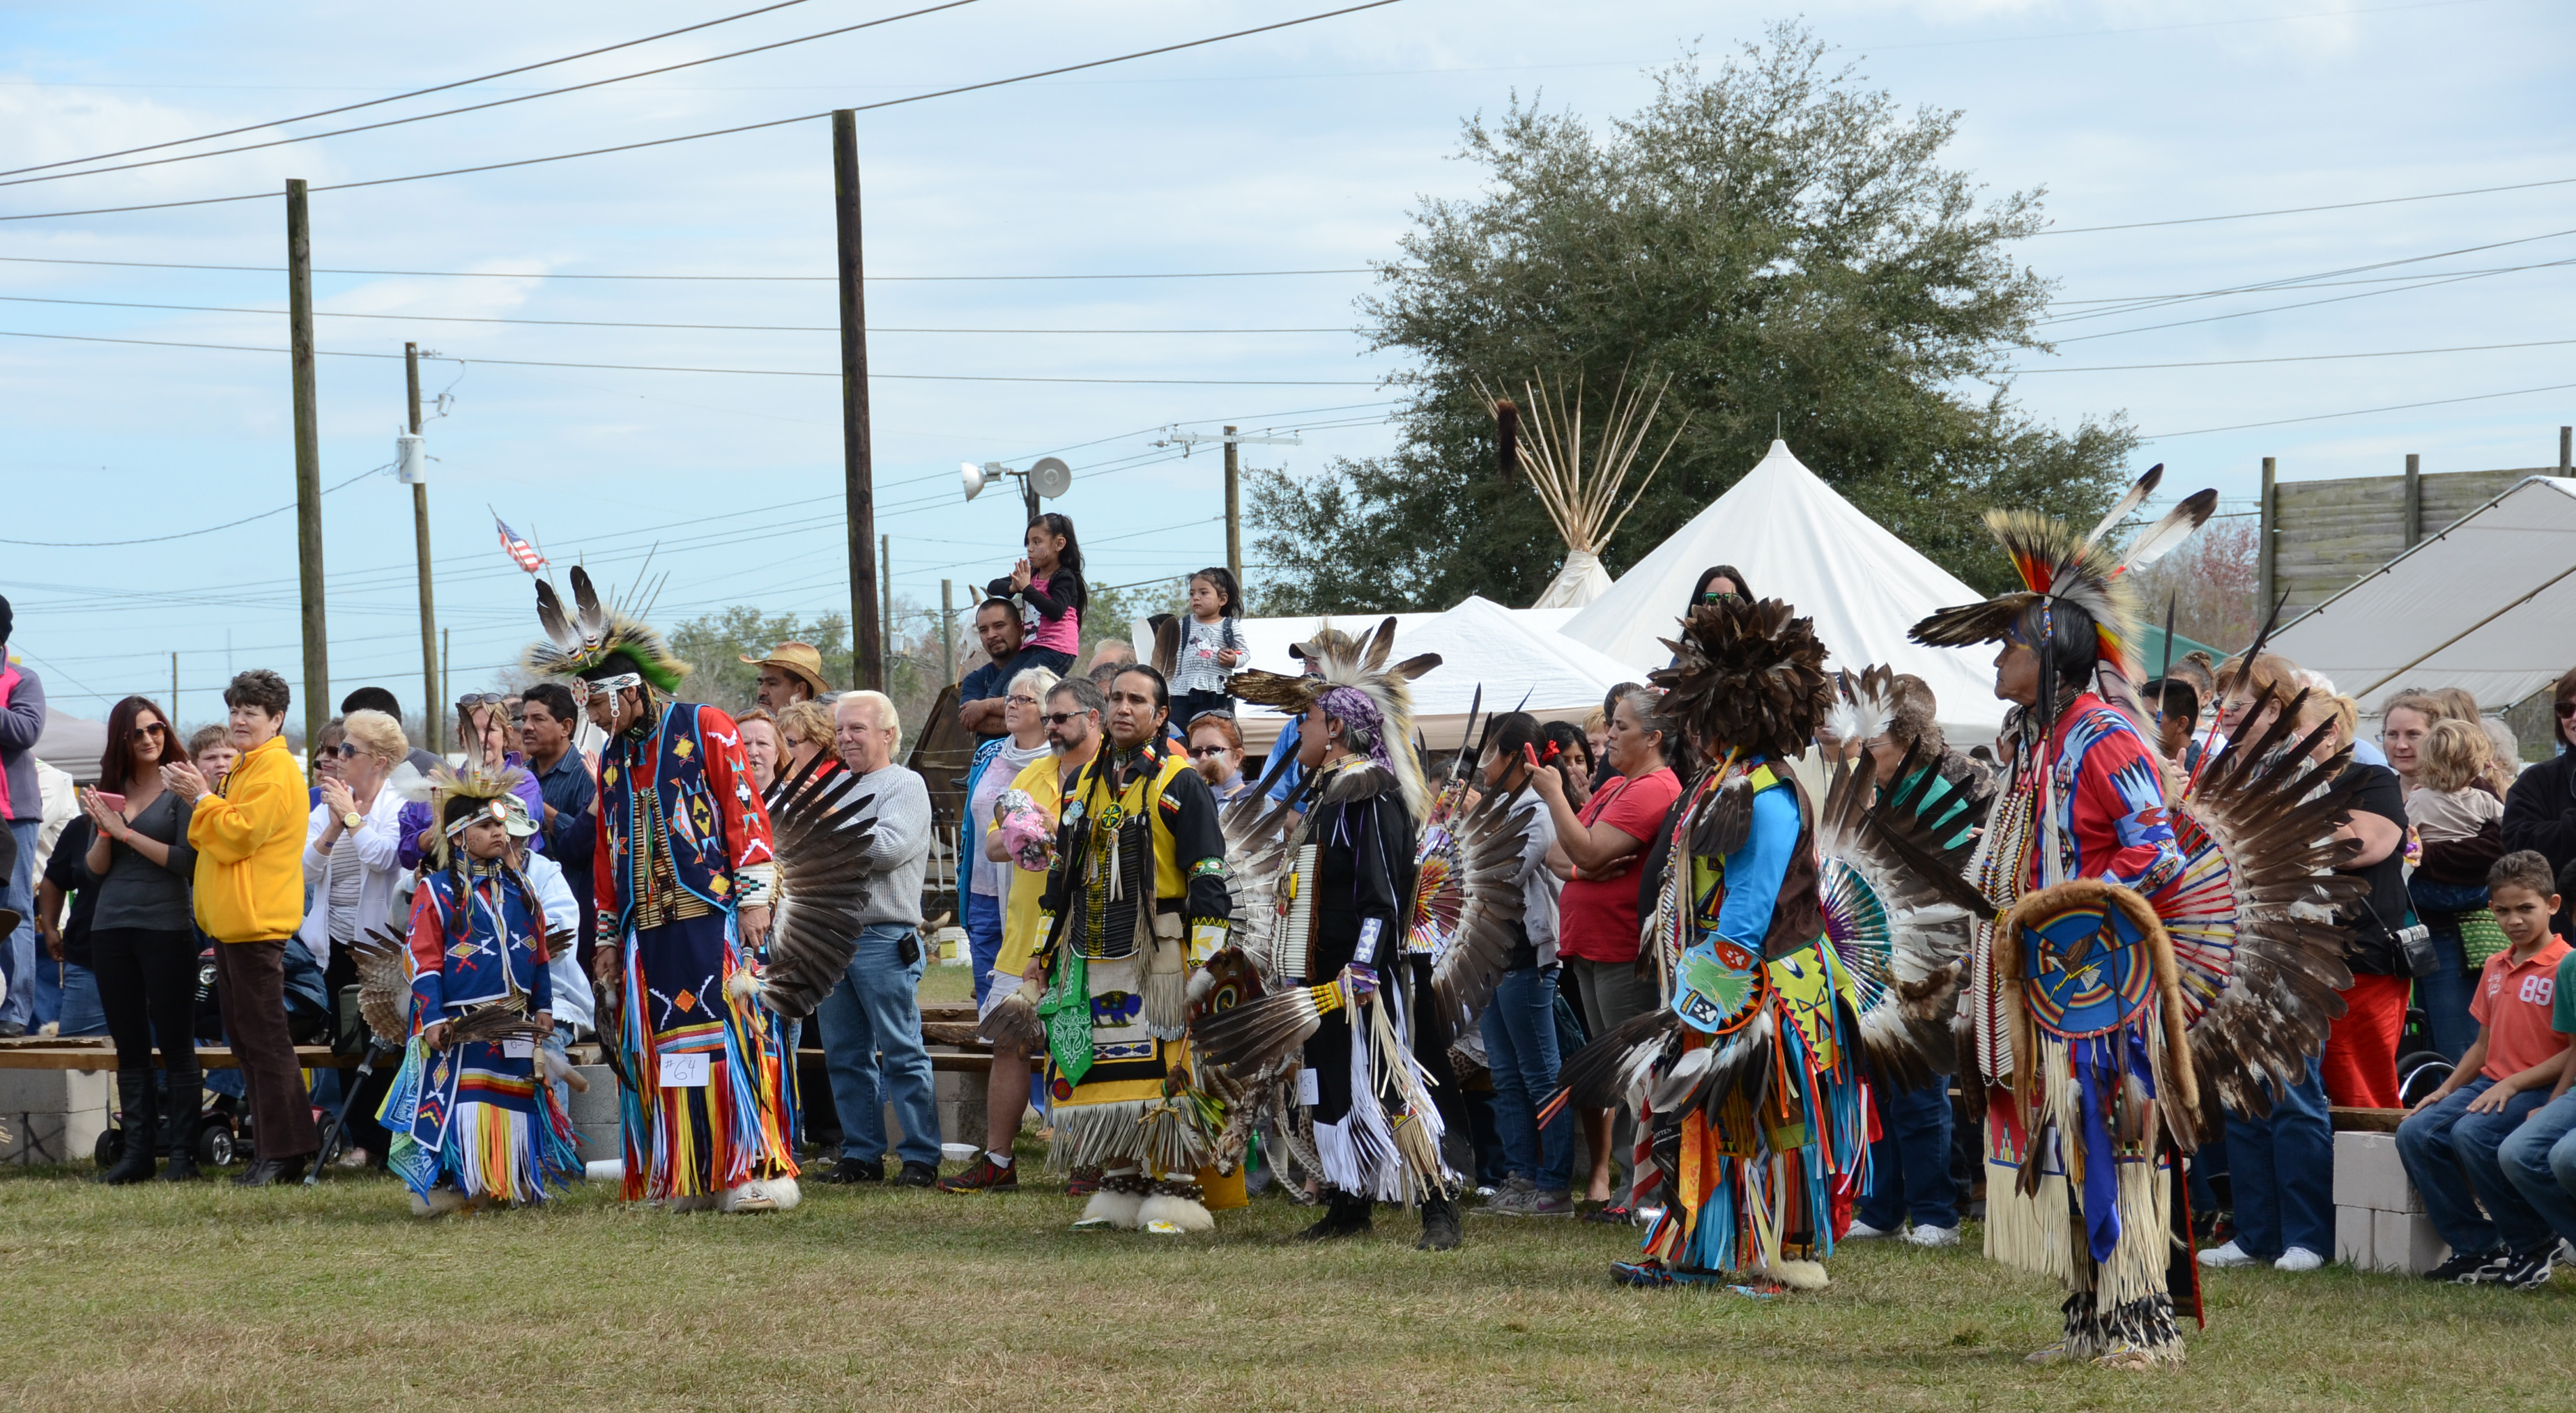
[{"x1": 2, "y1": 1148, "x2": 2570, "y2": 1413}]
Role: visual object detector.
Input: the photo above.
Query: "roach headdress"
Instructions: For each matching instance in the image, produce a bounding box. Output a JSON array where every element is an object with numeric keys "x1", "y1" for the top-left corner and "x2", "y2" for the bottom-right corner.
[
  {"x1": 1648, "y1": 596, "x2": 1834, "y2": 760},
  {"x1": 522, "y1": 565, "x2": 689, "y2": 694},
  {"x1": 1227, "y1": 616, "x2": 1440, "y2": 820},
  {"x1": 1908, "y1": 465, "x2": 2215, "y2": 726},
  {"x1": 428, "y1": 761, "x2": 537, "y2": 870}
]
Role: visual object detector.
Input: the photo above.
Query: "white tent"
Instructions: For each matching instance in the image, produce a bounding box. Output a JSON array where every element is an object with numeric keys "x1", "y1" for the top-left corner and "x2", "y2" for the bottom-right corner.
[
  {"x1": 1530, "y1": 550, "x2": 1616, "y2": 608},
  {"x1": 2274, "y1": 475, "x2": 2576, "y2": 713},
  {"x1": 1149, "y1": 597, "x2": 1636, "y2": 753},
  {"x1": 1558, "y1": 440, "x2": 2008, "y2": 737}
]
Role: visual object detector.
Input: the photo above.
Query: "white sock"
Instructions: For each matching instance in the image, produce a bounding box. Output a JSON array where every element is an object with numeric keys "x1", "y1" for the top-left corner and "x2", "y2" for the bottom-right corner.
[{"x1": 988, "y1": 1150, "x2": 1014, "y2": 1168}]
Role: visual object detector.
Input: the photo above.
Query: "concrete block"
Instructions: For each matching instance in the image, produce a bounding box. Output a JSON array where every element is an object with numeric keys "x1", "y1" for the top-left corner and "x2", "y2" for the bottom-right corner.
[
  {"x1": 2333, "y1": 1130, "x2": 2422, "y2": 1214},
  {"x1": 573, "y1": 1122, "x2": 620, "y2": 1161},
  {"x1": 2335, "y1": 1205, "x2": 2375, "y2": 1268},
  {"x1": 2372, "y1": 1207, "x2": 2449, "y2": 1276},
  {"x1": 565, "y1": 1066, "x2": 621, "y2": 1126},
  {"x1": 0, "y1": 1069, "x2": 112, "y2": 1165}
]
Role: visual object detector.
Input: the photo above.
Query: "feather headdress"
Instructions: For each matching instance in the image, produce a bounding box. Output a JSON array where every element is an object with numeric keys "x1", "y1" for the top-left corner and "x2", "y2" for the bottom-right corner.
[
  {"x1": 1820, "y1": 664, "x2": 1899, "y2": 750},
  {"x1": 1227, "y1": 616, "x2": 1440, "y2": 820},
  {"x1": 427, "y1": 762, "x2": 537, "y2": 870},
  {"x1": 1908, "y1": 465, "x2": 2216, "y2": 687},
  {"x1": 1648, "y1": 596, "x2": 1834, "y2": 760},
  {"x1": 522, "y1": 564, "x2": 688, "y2": 692}
]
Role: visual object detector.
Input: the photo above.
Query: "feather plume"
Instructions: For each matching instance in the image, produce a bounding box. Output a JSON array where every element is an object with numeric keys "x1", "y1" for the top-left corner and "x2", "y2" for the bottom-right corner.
[
  {"x1": 1544, "y1": 1006, "x2": 1681, "y2": 1120},
  {"x1": 2084, "y1": 463, "x2": 2164, "y2": 550},
  {"x1": 352, "y1": 928, "x2": 415, "y2": 1047},
  {"x1": 735, "y1": 753, "x2": 881, "y2": 1019},
  {"x1": 1147, "y1": 613, "x2": 1181, "y2": 677},
  {"x1": 533, "y1": 580, "x2": 581, "y2": 656},
  {"x1": 1649, "y1": 597, "x2": 1833, "y2": 760},
  {"x1": 1189, "y1": 982, "x2": 1333, "y2": 1075},
  {"x1": 1225, "y1": 616, "x2": 1433, "y2": 821},
  {"x1": 1416, "y1": 787, "x2": 1538, "y2": 1037},
  {"x1": 1822, "y1": 665, "x2": 1897, "y2": 750},
  {"x1": 1814, "y1": 748, "x2": 1986, "y2": 1088},
  {"x1": 2119, "y1": 488, "x2": 2218, "y2": 571},
  {"x1": 569, "y1": 564, "x2": 609, "y2": 647}
]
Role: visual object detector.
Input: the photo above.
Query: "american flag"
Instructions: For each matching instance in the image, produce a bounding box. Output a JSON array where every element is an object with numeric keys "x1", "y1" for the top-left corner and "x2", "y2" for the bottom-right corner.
[{"x1": 493, "y1": 515, "x2": 548, "y2": 574}]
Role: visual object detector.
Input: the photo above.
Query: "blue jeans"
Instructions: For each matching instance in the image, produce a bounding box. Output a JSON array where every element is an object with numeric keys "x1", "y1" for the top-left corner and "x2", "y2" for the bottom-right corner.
[
  {"x1": 963, "y1": 890, "x2": 1003, "y2": 1009},
  {"x1": 813, "y1": 922, "x2": 942, "y2": 1167},
  {"x1": 2497, "y1": 1089, "x2": 2576, "y2": 1248},
  {"x1": 1, "y1": 819, "x2": 35, "y2": 1028},
  {"x1": 2222, "y1": 1055, "x2": 2335, "y2": 1258},
  {"x1": 2410, "y1": 925, "x2": 2479, "y2": 1063},
  {"x1": 2398, "y1": 1076, "x2": 2559, "y2": 1255},
  {"x1": 1479, "y1": 964, "x2": 1572, "y2": 1191},
  {"x1": 54, "y1": 962, "x2": 107, "y2": 1036},
  {"x1": 1860, "y1": 1073, "x2": 1958, "y2": 1231}
]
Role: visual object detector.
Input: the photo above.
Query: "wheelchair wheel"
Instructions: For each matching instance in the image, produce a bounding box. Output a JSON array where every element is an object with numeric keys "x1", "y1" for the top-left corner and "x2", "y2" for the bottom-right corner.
[
  {"x1": 93, "y1": 1129, "x2": 120, "y2": 1168},
  {"x1": 199, "y1": 1125, "x2": 236, "y2": 1168}
]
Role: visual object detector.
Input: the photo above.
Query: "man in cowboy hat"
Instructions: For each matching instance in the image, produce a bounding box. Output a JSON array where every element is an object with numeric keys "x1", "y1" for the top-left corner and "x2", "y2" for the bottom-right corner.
[{"x1": 742, "y1": 642, "x2": 831, "y2": 713}]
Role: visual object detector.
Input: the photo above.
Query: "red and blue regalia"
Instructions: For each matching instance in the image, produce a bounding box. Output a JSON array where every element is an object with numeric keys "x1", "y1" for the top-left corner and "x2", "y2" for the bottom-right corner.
[
  {"x1": 1912, "y1": 467, "x2": 2361, "y2": 1368},
  {"x1": 525, "y1": 567, "x2": 795, "y2": 1212},
  {"x1": 379, "y1": 770, "x2": 581, "y2": 1210}
]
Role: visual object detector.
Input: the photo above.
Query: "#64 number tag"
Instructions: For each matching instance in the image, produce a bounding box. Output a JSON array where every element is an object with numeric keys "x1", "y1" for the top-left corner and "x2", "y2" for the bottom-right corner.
[{"x1": 659, "y1": 1052, "x2": 711, "y2": 1088}]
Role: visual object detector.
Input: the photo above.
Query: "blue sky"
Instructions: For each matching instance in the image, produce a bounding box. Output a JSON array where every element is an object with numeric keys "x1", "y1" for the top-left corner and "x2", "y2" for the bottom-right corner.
[{"x1": 3, "y1": 0, "x2": 2568, "y2": 725}]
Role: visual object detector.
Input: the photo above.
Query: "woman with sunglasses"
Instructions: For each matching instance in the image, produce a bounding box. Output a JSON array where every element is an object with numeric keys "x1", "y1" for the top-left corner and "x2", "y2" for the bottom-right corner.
[
  {"x1": 2503, "y1": 665, "x2": 2576, "y2": 946},
  {"x1": 79, "y1": 695, "x2": 203, "y2": 1182},
  {"x1": 298, "y1": 709, "x2": 413, "y2": 1166}
]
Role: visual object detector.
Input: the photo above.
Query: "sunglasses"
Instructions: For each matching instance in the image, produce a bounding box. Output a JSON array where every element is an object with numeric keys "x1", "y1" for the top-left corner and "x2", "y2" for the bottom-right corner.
[
  {"x1": 456, "y1": 693, "x2": 507, "y2": 707},
  {"x1": 1700, "y1": 590, "x2": 1742, "y2": 603},
  {"x1": 1043, "y1": 710, "x2": 1089, "y2": 726},
  {"x1": 334, "y1": 741, "x2": 362, "y2": 758},
  {"x1": 132, "y1": 723, "x2": 167, "y2": 739},
  {"x1": 2558, "y1": 700, "x2": 2576, "y2": 720},
  {"x1": 1189, "y1": 745, "x2": 1230, "y2": 759}
]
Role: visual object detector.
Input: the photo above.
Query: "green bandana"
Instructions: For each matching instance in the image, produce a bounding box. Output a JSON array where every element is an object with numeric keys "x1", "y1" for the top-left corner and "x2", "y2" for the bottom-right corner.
[{"x1": 1038, "y1": 949, "x2": 1092, "y2": 1087}]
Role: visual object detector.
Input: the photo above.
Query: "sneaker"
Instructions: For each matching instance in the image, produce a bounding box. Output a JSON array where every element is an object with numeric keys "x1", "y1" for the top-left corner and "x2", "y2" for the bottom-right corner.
[
  {"x1": 2423, "y1": 1247, "x2": 2507, "y2": 1283},
  {"x1": 1903, "y1": 1223, "x2": 1961, "y2": 1249},
  {"x1": 937, "y1": 1155, "x2": 1020, "y2": 1193},
  {"x1": 1479, "y1": 1175, "x2": 1534, "y2": 1211},
  {"x1": 2197, "y1": 1240, "x2": 2258, "y2": 1268},
  {"x1": 891, "y1": 1160, "x2": 940, "y2": 1189},
  {"x1": 1481, "y1": 1186, "x2": 1535, "y2": 1217},
  {"x1": 2274, "y1": 1246, "x2": 2325, "y2": 1272},
  {"x1": 818, "y1": 1157, "x2": 883, "y2": 1184},
  {"x1": 1842, "y1": 1218, "x2": 1900, "y2": 1241},
  {"x1": 2559, "y1": 1239, "x2": 2576, "y2": 1268},
  {"x1": 1524, "y1": 1189, "x2": 1577, "y2": 1218},
  {"x1": 2498, "y1": 1247, "x2": 2556, "y2": 1291}
]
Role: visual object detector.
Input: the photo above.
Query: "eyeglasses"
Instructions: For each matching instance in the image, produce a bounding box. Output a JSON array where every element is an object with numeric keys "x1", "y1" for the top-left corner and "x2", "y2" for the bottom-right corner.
[
  {"x1": 1189, "y1": 745, "x2": 1230, "y2": 759},
  {"x1": 1043, "y1": 711, "x2": 1089, "y2": 726},
  {"x1": 1006, "y1": 695, "x2": 1041, "y2": 707},
  {"x1": 456, "y1": 693, "x2": 507, "y2": 707},
  {"x1": 334, "y1": 741, "x2": 362, "y2": 758}
]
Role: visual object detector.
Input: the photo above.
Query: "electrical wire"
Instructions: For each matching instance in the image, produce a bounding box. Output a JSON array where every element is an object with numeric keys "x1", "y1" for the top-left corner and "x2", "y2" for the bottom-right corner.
[
  {"x1": 2035, "y1": 171, "x2": 2576, "y2": 237},
  {"x1": 0, "y1": 293, "x2": 1360, "y2": 334},
  {"x1": 0, "y1": 254, "x2": 1384, "y2": 281},
  {"x1": 0, "y1": 462, "x2": 390, "y2": 546},
  {"x1": 2007, "y1": 336, "x2": 2576, "y2": 374},
  {"x1": 0, "y1": 0, "x2": 830, "y2": 178},
  {"x1": 2141, "y1": 378, "x2": 2576, "y2": 440},
  {"x1": 0, "y1": 327, "x2": 1384, "y2": 383},
  {"x1": 1, "y1": 1, "x2": 988, "y2": 191},
  {"x1": 0, "y1": 1, "x2": 1409, "y2": 223}
]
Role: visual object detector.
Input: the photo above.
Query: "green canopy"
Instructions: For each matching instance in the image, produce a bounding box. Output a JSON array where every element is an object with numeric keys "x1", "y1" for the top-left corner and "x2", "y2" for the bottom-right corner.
[{"x1": 2133, "y1": 623, "x2": 2220, "y2": 679}]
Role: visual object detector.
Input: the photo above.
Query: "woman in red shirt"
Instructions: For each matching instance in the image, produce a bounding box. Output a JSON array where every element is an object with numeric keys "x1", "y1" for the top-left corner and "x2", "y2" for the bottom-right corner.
[{"x1": 1526, "y1": 686, "x2": 1683, "y2": 1217}]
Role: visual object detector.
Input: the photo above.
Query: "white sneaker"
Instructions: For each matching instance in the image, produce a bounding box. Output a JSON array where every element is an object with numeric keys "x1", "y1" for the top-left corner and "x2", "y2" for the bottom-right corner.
[
  {"x1": 2274, "y1": 1246, "x2": 2325, "y2": 1272},
  {"x1": 2198, "y1": 1240, "x2": 2256, "y2": 1268},
  {"x1": 1843, "y1": 1219, "x2": 1900, "y2": 1240},
  {"x1": 1903, "y1": 1223, "x2": 1961, "y2": 1248}
]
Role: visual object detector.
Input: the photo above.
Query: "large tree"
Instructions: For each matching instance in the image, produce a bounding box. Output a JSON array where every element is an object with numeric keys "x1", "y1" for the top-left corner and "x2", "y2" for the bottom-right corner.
[{"x1": 1252, "y1": 26, "x2": 2136, "y2": 611}]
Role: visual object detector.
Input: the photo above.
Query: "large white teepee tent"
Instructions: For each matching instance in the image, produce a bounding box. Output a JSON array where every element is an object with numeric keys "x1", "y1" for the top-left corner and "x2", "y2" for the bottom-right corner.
[
  {"x1": 1559, "y1": 440, "x2": 2008, "y2": 736},
  {"x1": 1499, "y1": 369, "x2": 1685, "y2": 610}
]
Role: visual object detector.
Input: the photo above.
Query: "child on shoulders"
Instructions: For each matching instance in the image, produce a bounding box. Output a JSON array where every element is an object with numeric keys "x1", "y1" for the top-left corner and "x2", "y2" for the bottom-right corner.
[
  {"x1": 986, "y1": 513, "x2": 1085, "y2": 678},
  {"x1": 1166, "y1": 566, "x2": 1245, "y2": 731}
]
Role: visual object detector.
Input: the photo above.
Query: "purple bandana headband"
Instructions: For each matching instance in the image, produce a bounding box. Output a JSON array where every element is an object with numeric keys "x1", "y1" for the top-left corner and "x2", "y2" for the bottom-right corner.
[{"x1": 1313, "y1": 684, "x2": 1393, "y2": 769}]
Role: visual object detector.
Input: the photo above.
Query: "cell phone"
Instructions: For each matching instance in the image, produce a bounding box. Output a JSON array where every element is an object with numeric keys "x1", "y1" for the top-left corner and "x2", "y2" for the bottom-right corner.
[
  {"x1": 898, "y1": 934, "x2": 922, "y2": 966},
  {"x1": 91, "y1": 790, "x2": 128, "y2": 813}
]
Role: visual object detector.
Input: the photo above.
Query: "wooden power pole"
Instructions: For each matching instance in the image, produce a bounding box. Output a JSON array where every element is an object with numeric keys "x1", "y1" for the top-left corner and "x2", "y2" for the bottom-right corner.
[
  {"x1": 1222, "y1": 425, "x2": 1241, "y2": 589},
  {"x1": 404, "y1": 343, "x2": 441, "y2": 753},
  {"x1": 833, "y1": 110, "x2": 882, "y2": 691},
  {"x1": 286, "y1": 178, "x2": 330, "y2": 760},
  {"x1": 940, "y1": 578, "x2": 957, "y2": 685}
]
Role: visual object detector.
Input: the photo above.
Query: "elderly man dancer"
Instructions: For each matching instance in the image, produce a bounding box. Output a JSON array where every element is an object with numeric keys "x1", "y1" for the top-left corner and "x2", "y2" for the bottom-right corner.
[{"x1": 812, "y1": 690, "x2": 942, "y2": 1187}]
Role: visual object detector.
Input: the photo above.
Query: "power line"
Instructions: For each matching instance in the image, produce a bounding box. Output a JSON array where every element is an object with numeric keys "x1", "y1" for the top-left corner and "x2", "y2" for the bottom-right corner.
[
  {"x1": 0, "y1": 0, "x2": 830, "y2": 179},
  {"x1": 2140, "y1": 378, "x2": 2576, "y2": 440},
  {"x1": 0, "y1": 463, "x2": 389, "y2": 546},
  {"x1": 2050, "y1": 261, "x2": 2573, "y2": 346},
  {"x1": 0, "y1": 327, "x2": 1384, "y2": 383},
  {"x1": 0, "y1": 1, "x2": 1408, "y2": 223},
  {"x1": 1, "y1": 1, "x2": 987, "y2": 191},
  {"x1": 2039, "y1": 225, "x2": 2576, "y2": 329},
  {"x1": 2009, "y1": 336, "x2": 2576, "y2": 374},
  {"x1": 0, "y1": 293, "x2": 1360, "y2": 334},
  {"x1": 2036, "y1": 171, "x2": 2576, "y2": 237},
  {"x1": 0, "y1": 254, "x2": 1383, "y2": 281}
]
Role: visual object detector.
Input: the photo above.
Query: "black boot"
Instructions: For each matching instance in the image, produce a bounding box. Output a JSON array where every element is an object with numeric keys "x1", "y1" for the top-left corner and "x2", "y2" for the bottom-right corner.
[
  {"x1": 160, "y1": 1073, "x2": 204, "y2": 1182},
  {"x1": 1416, "y1": 1192, "x2": 1463, "y2": 1251},
  {"x1": 1298, "y1": 1190, "x2": 1374, "y2": 1241},
  {"x1": 99, "y1": 1070, "x2": 158, "y2": 1185}
]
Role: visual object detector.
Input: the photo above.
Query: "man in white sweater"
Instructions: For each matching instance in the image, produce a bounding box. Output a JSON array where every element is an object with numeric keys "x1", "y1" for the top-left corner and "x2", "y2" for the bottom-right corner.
[{"x1": 812, "y1": 690, "x2": 942, "y2": 1187}]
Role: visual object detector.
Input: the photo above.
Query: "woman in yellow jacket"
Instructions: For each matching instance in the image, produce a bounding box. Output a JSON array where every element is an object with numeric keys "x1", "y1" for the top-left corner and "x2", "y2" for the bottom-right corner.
[{"x1": 169, "y1": 670, "x2": 320, "y2": 1187}]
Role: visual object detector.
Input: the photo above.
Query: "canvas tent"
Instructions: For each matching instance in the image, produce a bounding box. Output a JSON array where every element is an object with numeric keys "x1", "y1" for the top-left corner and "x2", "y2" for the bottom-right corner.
[
  {"x1": 1147, "y1": 597, "x2": 1638, "y2": 754},
  {"x1": 1558, "y1": 440, "x2": 2008, "y2": 736},
  {"x1": 2273, "y1": 474, "x2": 2576, "y2": 713}
]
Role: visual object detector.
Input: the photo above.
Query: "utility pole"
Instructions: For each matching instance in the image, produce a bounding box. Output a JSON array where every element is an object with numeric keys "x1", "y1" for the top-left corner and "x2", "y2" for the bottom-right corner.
[
  {"x1": 1153, "y1": 424, "x2": 1301, "y2": 594},
  {"x1": 940, "y1": 578, "x2": 957, "y2": 685},
  {"x1": 2257, "y1": 455, "x2": 2277, "y2": 616},
  {"x1": 880, "y1": 533, "x2": 893, "y2": 674},
  {"x1": 833, "y1": 110, "x2": 882, "y2": 691},
  {"x1": 2403, "y1": 452, "x2": 2423, "y2": 550},
  {"x1": 404, "y1": 342, "x2": 441, "y2": 753},
  {"x1": 440, "y1": 627, "x2": 452, "y2": 742},
  {"x1": 286, "y1": 178, "x2": 330, "y2": 761}
]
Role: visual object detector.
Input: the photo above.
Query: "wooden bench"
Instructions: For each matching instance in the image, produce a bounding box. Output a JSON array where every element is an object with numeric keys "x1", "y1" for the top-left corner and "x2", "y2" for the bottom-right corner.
[{"x1": 0, "y1": 1040, "x2": 358, "y2": 1071}]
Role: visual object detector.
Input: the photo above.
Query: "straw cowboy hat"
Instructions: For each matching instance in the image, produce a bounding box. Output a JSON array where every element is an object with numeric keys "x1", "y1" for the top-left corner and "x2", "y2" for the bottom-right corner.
[{"x1": 739, "y1": 640, "x2": 831, "y2": 699}]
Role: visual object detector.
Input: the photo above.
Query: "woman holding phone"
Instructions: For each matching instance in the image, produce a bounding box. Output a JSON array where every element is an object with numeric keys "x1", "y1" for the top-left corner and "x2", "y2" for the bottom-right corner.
[{"x1": 79, "y1": 695, "x2": 201, "y2": 1183}]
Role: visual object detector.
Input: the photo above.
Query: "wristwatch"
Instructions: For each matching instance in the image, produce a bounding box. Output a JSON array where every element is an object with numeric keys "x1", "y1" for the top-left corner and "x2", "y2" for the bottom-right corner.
[{"x1": 342, "y1": 810, "x2": 364, "y2": 831}]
